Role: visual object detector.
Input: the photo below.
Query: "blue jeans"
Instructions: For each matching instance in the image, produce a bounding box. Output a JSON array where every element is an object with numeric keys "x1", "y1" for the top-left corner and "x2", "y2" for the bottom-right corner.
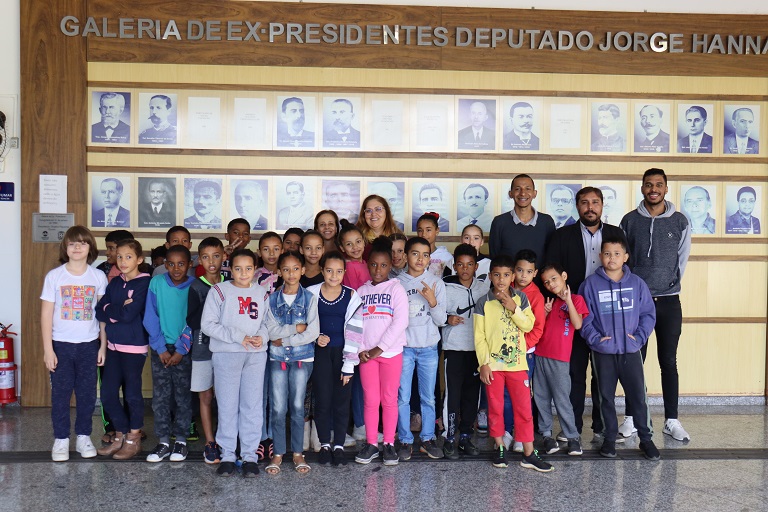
[
  {"x1": 505, "y1": 353, "x2": 536, "y2": 433},
  {"x1": 397, "y1": 345, "x2": 439, "y2": 444},
  {"x1": 270, "y1": 360, "x2": 313, "y2": 455}
]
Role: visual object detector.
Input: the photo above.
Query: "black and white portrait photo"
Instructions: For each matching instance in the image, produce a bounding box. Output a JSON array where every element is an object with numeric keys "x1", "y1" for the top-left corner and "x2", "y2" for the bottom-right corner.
[
  {"x1": 322, "y1": 179, "x2": 361, "y2": 224},
  {"x1": 502, "y1": 99, "x2": 541, "y2": 151},
  {"x1": 138, "y1": 92, "x2": 178, "y2": 145},
  {"x1": 322, "y1": 97, "x2": 362, "y2": 149},
  {"x1": 138, "y1": 177, "x2": 176, "y2": 229},
  {"x1": 91, "y1": 175, "x2": 131, "y2": 229},
  {"x1": 681, "y1": 184, "x2": 717, "y2": 235},
  {"x1": 368, "y1": 181, "x2": 406, "y2": 231},
  {"x1": 594, "y1": 182, "x2": 629, "y2": 227},
  {"x1": 91, "y1": 91, "x2": 131, "y2": 144},
  {"x1": 590, "y1": 102, "x2": 627, "y2": 153},
  {"x1": 456, "y1": 181, "x2": 494, "y2": 232},
  {"x1": 275, "y1": 177, "x2": 317, "y2": 230},
  {"x1": 411, "y1": 180, "x2": 451, "y2": 232},
  {"x1": 723, "y1": 105, "x2": 760, "y2": 155},
  {"x1": 725, "y1": 184, "x2": 762, "y2": 235},
  {"x1": 183, "y1": 178, "x2": 223, "y2": 230},
  {"x1": 230, "y1": 178, "x2": 269, "y2": 231},
  {"x1": 545, "y1": 183, "x2": 581, "y2": 229},
  {"x1": 634, "y1": 103, "x2": 671, "y2": 153},
  {"x1": 457, "y1": 98, "x2": 496, "y2": 151},
  {"x1": 276, "y1": 95, "x2": 316, "y2": 149},
  {"x1": 677, "y1": 104, "x2": 714, "y2": 154}
]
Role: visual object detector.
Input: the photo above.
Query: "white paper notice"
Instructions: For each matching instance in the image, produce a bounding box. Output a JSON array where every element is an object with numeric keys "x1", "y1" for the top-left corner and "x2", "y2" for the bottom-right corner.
[
  {"x1": 40, "y1": 175, "x2": 67, "y2": 213},
  {"x1": 233, "y1": 97, "x2": 268, "y2": 148},
  {"x1": 372, "y1": 100, "x2": 403, "y2": 147},
  {"x1": 415, "y1": 101, "x2": 450, "y2": 148},
  {"x1": 187, "y1": 97, "x2": 222, "y2": 146},
  {"x1": 550, "y1": 104, "x2": 582, "y2": 149}
]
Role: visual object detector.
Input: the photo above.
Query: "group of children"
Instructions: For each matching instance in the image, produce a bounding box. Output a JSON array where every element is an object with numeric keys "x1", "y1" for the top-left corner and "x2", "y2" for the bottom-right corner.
[{"x1": 41, "y1": 196, "x2": 661, "y2": 476}]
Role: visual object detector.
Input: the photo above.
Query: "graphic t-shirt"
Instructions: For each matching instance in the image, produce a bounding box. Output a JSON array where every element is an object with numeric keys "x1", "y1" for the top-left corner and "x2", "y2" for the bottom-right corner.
[
  {"x1": 536, "y1": 294, "x2": 589, "y2": 362},
  {"x1": 41, "y1": 264, "x2": 108, "y2": 342}
]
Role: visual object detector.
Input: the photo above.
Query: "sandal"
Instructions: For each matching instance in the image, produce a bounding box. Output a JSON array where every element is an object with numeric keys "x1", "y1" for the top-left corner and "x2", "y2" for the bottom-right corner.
[
  {"x1": 293, "y1": 453, "x2": 311, "y2": 474},
  {"x1": 265, "y1": 455, "x2": 283, "y2": 475}
]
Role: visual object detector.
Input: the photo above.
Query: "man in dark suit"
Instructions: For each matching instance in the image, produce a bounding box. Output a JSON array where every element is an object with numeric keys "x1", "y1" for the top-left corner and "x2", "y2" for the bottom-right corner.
[
  {"x1": 139, "y1": 179, "x2": 175, "y2": 228},
  {"x1": 549, "y1": 185, "x2": 578, "y2": 228},
  {"x1": 591, "y1": 103, "x2": 624, "y2": 152},
  {"x1": 635, "y1": 104, "x2": 670, "y2": 153},
  {"x1": 93, "y1": 177, "x2": 130, "y2": 228},
  {"x1": 323, "y1": 98, "x2": 360, "y2": 148},
  {"x1": 234, "y1": 180, "x2": 268, "y2": 231},
  {"x1": 677, "y1": 105, "x2": 713, "y2": 154},
  {"x1": 503, "y1": 101, "x2": 540, "y2": 150},
  {"x1": 91, "y1": 92, "x2": 130, "y2": 144},
  {"x1": 723, "y1": 107, "x2": 760, "y2": 155},
  {"x1": 412, "y1": 183, "x2": 450, "y2": 232},
  {"x1": 139, "y1": 94, "x2": 177, "y2": 145},
  {"x1": 276, "y1": 97, "x2": 315, "y2": 148},
  {"x1": 457, "y1": 101, "x2": 495, "y2": 150},
  {"x1": 544, "y1": 186, "x2": 627, "y2": 442}
]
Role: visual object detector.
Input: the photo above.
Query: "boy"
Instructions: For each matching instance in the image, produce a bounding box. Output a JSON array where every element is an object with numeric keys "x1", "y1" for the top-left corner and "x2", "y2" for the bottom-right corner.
[
  {"x1": 195, "y1": 218, "x2": 251, "y2": 281},
  {"x1": 282, "y1": 227, "x2": 304, "y2": 253},
  {"x1": 536, "y1": 263, "x2": 589, "y2": 456},
  {"x1": 186, "y1": 237, "x2": 226, "y2": 464},
  {"x1": 474, "y1": 254, "x2": 553, "y2": 472},
  {"x1": 96, "y1": 229, "x2": 133, "y2": 283},
  {"x1": 578, "y1": 235, "x2": 660, "y2": 460},
  {"x1": 143, "y1": 245, "x2": 195, "y2": 462},
  {"x1": 441, "y1": 243, "x2": 489, "y2": 459},
  {"x1": 152, "y1": 226, "x2": 195, "y2": 277},
  {"x1": 396, "y1": 237, "x2": 447, "y2": 460}
]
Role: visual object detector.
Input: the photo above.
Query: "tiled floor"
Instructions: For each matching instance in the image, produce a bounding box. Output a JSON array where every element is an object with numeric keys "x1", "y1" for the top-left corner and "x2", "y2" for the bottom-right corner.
[{"x1": 1, "y1": 404, "x2": 767, "y2": 511}]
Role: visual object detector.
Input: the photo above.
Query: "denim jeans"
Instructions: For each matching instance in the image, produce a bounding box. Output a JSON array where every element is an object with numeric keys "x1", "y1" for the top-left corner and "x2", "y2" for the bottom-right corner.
[
  {"x1": 397, "y1": 345, "x2": 439, "y2": 444},
  {"x1": 270, "y1": 360, "x2": 313, "y2": 455}
]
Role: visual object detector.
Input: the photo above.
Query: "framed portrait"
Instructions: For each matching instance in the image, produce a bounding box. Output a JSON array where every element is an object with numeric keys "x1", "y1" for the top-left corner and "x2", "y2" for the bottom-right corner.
[
  {"x1": 322, "y1": 96, "x2": 363, "y2": 150},
  {"x1": 676, "y1": 103, "x2": 715, "y2": 155},
  {"x1": 228, "y1": 177, "x2": 271, "y2": 232},
  {"x1": 588, "y1": 100, "x2": 629, "y2": 154},
  {"x1": 500, "y1": 97, "x2": 543, "y2": 152},
  {"x1": 89, "y1": 89, "x2": 132, "y2": 145},
  {"x1": 321, "y1": 178, "x2": 362, "y2": 224},
  {"x1": 182, "y1": 177, "x2": 224, "y2": 231},
  {"x1": 456, "y1": 97, "x2": 498, "y2": 152},
  {"x1": 455, "y1": 180, "x2": 495, "y2": 233},
  {"x1": 410, "y1": 179, "x2": 453, "y2": 233},
  {"x1": 89, "y1": 173, "x2": 133, "y2": 230},
  {"x1": 274, "y1": 176, "x2": 318, "y2": 230},
  {"x1": 137, "y1": 91, "x2": 179, "y2": 146},
  {"x1": 136, "y1": 175, "x2": 178, "y2": 230},
  {"x1": 409, "y1": 95, "x2": 455, "y2": 152},
  {"x1": 632, "y1": 101, "x2": 672, "y2": 154},
  {"x1": 542, "y1": 181, "x2": 583, "y2": 229},
  {"x1": 364, "y1": 94, "x2": 409, "y2": 152},
  {"x1": 499, "y1": 178, "x2": 541, "y2": 214},
  {"x1": 546, "y1": 98, "x2": 587, "y2": 154},
  {"x1": 680, "y1": 183, "x2": 719, "y2": 236},
  {"x1": 227, "y1": 91, "x2": 273, "y2": 150},
  {"x1": 725, "y1": 184, "x2": 763, "y2": 236},
  {"x1": 181, "y1": 91, "x2": 226, "y2": 149},
  {"x1": 275, "y1": 94, "x2": 317, "y2": 150},
  {"x1": 593, "y1": 181, "x2": 630, "y2": 227},
  {"x1": 367, "y1": 180, "x2": 407, "y2": 232},
  {"x1": 722, "y1": 104, "x2": 761, "y2": 156}
]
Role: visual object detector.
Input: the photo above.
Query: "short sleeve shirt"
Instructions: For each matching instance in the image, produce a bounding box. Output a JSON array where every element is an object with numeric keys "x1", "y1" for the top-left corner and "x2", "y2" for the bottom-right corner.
[
  {"x1": 535, "y1": 294, "x2": 589, "y2": 362},
  {"x1": 41, "y1": 264, "x2": 108, "y2": 342}
]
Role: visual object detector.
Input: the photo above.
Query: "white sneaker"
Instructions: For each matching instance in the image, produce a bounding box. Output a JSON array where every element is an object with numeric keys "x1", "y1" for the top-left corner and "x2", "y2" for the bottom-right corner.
[
  {"x1": 310, "y1": 420, "x2": 321, "y2": 452},
  {"x1": 76, "y1": 435, "x2": 97, "y2": 458},
  {"x1": 52, "y1": 438, "x2": 70, "y2": 461},
  {"x1": 512, "y1": 441, "x2": 524, "y2": 453},
  {"x1": 618, "y1": 416, "x2": 637, "y2": 438},
  {"x1": 663, "y1": 419, "x2": 690, "y2": 441},
  {"x1": 352, "y1": 425, "x2": 366, "y2": 441},
  {"x1": 502, "y1": 431, "x2": 513, "y2": 450},
  {"x1": 344, "y1": 434, "x2": 358, "y2": 448}
]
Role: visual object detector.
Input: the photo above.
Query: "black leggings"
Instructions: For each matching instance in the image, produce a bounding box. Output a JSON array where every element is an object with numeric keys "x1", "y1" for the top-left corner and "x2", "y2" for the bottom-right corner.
[
  {"x1": 443, "y1": 350, "x2": 481, "y2": 439},
  {"x1": 312, "y1": 345, "x2": 353, "y2": 447}
]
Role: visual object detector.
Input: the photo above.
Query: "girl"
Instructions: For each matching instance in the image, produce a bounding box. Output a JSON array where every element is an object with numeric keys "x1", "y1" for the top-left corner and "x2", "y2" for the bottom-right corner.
[
  {"x1": 201, "y1": 248, "x2": 270, "y2": 478},
  {"x1": 388, "y1": 232, "x2": 408, "y2": 278},
  {"x1": 338, "y1": 219, "x2": 371, "y2": 291},
  {"x1": 41, "y1": 226, "x2": 108, "y2": 462},
  {"x1": 356, "y1": 194, "x2": 402, "y2": 260},
  {"x1": 253, "y1": 232, "x2": 283, "y2": 294},
  {"x1": 265, "y1": 251, "x2": 320, "y2": 474},
  {"x1": 348, "y1": 237, "x2": 409, "y2": 466},
  {"x1": 314, "y1": 210, "x2": 340, "y2": 254},
  {"x1": 307, "y1": 251, "x2": 362, "y2": 466},
  {"x1": 416, "y1": 213, "x2": 453, "y2": 278},
  {"x1": 300, "y1": 229, "x2": 325, "y2": 288},
  {"x1": 95, "y1": 239, "x2": 151, "y2": 460},
  {"x1": 461, "y1": 224, "x2": 491, "y2": 281}
]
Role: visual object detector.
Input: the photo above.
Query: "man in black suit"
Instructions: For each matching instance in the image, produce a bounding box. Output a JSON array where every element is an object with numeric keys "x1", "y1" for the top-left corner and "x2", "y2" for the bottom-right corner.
[
  {"x1": 324, "y1": 98, "x2": 360, "y2": 148},
  {"x1": 549, "y1": 185, "x2": 578, "y2": 228},
  {"x1": 503, "y1": 101, "x2": 540, "y2": 150},
  {"x1": 276, "y1": 97, "x2": 315, "y2": 148},
  {"x1": 635, "y1": 104, "x2": 670, "y2": 153},
  {"x1": 139, "y1": 179, "x2": 175, "y2": 228},
  {"x1": 91, "y1": 92, "x2": 130, "y2": 144},
  {"x1": 234, "y1": 180, "x2": 268, "y2": 231},
  {"x1": 723, "y1": 107, "x2": 760, "y2": 155},
  {"x1": 457, "y1": 101, "x2": 495, "y2": 150},
  {"x1": 139, "y1": 94, "x2": 177, "y2": 145},
  {"x1": 93, "y1": 177, "x2": 130, "y2": 228},
  {"x1": 677, "y1": 105, "x2": 713, "y2": 154},
  {"x1": 412, "y1": 183, "x2": 450, "y2": 232},
  {"x1": 544, "y1": 186, "x2": 627, "y2": 443}
]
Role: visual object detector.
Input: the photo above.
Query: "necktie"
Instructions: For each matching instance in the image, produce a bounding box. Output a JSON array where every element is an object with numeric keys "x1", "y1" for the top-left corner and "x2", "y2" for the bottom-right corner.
[
  {"x1": 106, "y1": 213, "x2": 113, "y2": 227},
  {"x1": 105, "y1": 127, "x2": 114, "y2": 138},
  {"x1": 471, "y1": 219, "x2": 477, "y2": 225},
  {"x1": 154, "y1": 206, "x2": 159, "y2": 214},
  {"x1": 475, "y1": 132, "x2": 479, "y2": 142},
  {"x1": 739, "y1": 141, "x2": 746, "y2": 154},
  {"x1": 690, "y1": 139, "x2": 697, "y2": 153}
]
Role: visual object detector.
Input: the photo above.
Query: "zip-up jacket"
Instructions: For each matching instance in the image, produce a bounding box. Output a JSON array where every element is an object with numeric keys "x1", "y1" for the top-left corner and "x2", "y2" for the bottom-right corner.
[
  {"x1": 397, "y1": 269, "x2": 447, "y2": 348},
  {"x1": 473, "y1": 287, "x2": 535, "y2": 373},
  {"x1": 96, "y1": 273, "x2": 151, "y2": 353},
  {"x1": 442, "y1": 275, "x2": 489, "y2": 351},
  {"x1": 265, "y1": 285, "x2": 319, "y2": 362}
]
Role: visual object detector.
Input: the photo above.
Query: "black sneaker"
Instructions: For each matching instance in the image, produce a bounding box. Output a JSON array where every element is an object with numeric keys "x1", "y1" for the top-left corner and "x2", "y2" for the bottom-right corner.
[
  {"x1": 398, "y1": 443, "x2": 412, "y2": 461},
  {"x1": 492, "y1": 445, "x2": 508, "y2": 468},
  {"x1": 217, "y1": 461, "x2": 236, "y2": 477},
  {"x1": 600, "y1": 440, "x2": 617, "y2": 458},
  {"x1": 458, "y1": 437, "x2": 480, "y2": 456},
  {"x1": 203, "y1": 441, "x2": 221, "y2": 464},
  {"x1": 169, "y1": 442, "x2": 188, "y2": 462},
  {"x1": 318, "y1": 446, "x2": 332, "y2": 466},
  {"x1": 332, "y1": 447, "x2": 347, "y2": 466},
  {"x1": 521, "y1": 450, "x2": 554, "y2": 473},
  {"x1": 146, "y1": 443, "x2": 171, "y2": 463},
  {"x1": 542, "y1": 436, "x2": 559, "y2": 454},
  {"x1": 567, "y1": 438, "x2": 583, "y2": 456},
  {"x1": 419, "y1": 439, "x2": 443, "y2": 459},
  {"x1": 443, "y1": 439, "x2": 458, "y2": 460},
  {"x1": 187, "y1": 421, "x2": 200, "y2": 442},
  {"x1": 354, "y1": 443, "x2": 380, "y2": 464},
  {"x1": 242, "y1": 461, "x2": 259, "y2": 477},
  {"x1": 382, "y1": 444, "x2": 399, "y2": 466},
  {"x1": 555, "y1": 431, "x2": 568, "y2": 442},
  {"x1": 639, "y1": 440, "x2": 660, "y2": 461}
]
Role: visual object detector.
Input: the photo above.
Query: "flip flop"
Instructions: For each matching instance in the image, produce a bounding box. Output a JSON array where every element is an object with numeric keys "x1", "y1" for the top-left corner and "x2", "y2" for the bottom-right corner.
[
  {"x1": 265, "y1": 455, "x2": 282, "y2": 475},
  {"x1": 293, "y1": 454, "x2": 311, "y2": 474}
]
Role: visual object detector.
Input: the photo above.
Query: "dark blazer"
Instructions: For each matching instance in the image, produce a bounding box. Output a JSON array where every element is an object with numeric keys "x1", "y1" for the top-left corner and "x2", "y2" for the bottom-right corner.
[
  {"x1": 634, "y1": 130, "x2": 670, "y2": 152},
  {"x1": 93, "y1": 206, "x2": 130, "y2": 228},
  {"x1": 139, "y1": 202, "x2": 175, "y2": 227},
  {"x1": 723, "y1": 134, "x2": 760, "y2": 154},
  {"x1": 324, "y1": 127, "x2": 360, "y2": 147},
  {"x1": 457, "y1": 126, "x2": 495, "y2": 150},
  {"x1": 503, "y1": 131, "x2": 540, "y2": 151},
  {"x1": 677, "y1": 132, "x2": 713, "y2": 153},
  {"x1": 91, "y1": 120, "x2": 130, "y2": 144},
  {"x1": 276, "y1": 129, "x2": 315, "y2": 148}
]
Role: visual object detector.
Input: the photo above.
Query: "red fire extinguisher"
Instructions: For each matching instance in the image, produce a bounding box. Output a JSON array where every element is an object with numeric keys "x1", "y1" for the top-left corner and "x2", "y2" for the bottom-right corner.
[{"x1": 0, "y1": 323, "x2": 18, "y2": 405}]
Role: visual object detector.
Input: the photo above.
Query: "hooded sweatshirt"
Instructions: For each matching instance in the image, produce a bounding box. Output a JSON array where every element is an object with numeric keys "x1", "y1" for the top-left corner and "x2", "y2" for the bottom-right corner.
[
  {"x1": 578, "y1": 265, "x2": 656, "y2": 355},
  {"x1": 442, "y1": 275, "x2": 490, "y2": 351},
  {"x1": 96, "y1": 272, "x2": 151, "y2": 353},
  {"x1": 143, "y1": 273, "x2": 195, "y2": 355},
  {"x1": 620, "y1": 200, "x2": 691, "y2": 297},
  {"x1": 397, "y1": 269, "x2": 447, "y2": 348}
]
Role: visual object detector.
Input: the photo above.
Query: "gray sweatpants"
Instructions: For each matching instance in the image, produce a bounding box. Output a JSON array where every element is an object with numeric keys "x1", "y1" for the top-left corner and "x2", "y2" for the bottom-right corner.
[
  {"x1": 533, "y1": 355, "x2": 579, "y2": 439},
  {"x1": 213, "y1": 351, "x2": 268, "y2": 463}
]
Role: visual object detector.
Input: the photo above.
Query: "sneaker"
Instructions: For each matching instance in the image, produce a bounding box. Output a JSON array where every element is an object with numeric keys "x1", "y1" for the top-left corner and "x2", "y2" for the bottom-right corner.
[
  {"x1": 512, "y1": 441, "x2": 524, "y2": 453},
  {"x1": 458, "y1": 437, "x2": 480, "y2": 456},
  {"x1": 599, "y1": 439, "x2": 617, "y2": 458},
  {"x1": 310, "y1": 421, "x2": 321, "y2": 452},
  {"x1": 52, "y1": 438, "x2": 70, "y2": 462},
  {"x1": 203, "y1": 441, "x2": 221, "y2": 464},
  {"x1": 410, "y1": 413, "x2": 422, "y2": 432},
  {"x1": 332, "y1": 447, "x2": 348, "y2": 466},
  {"x1": 521, "y1": 450, "x2": 554, "y2": 473},
  {"x1": 640, "y1": 440, "x2": 661, "y2": 461},
  {"x1": 352, "y1": 425, "x2": 366, "y2": 441},
  {"x1": 354, "y1": 443, "x2": 380, "y2": 464},
  {"x1": 344, "y1": 434, "x2": 358, "y2": 448},
  {"x1": 555, "y1": 431, "x2": 568, "y2": 442},
  {"x1": 502, "y1": 431, "x2": 514, "y2": 450},
  {"x1": 170, "y1": 442, "x2": 188, "y2": 462},
  {"x1": 567, "y1": 438, "x2": 583, "y2": 456},
  {"x1": 541, "y1": 436, "x2": 559, "y2": 455},
  {"x1": 443, "y1": 439, "x2": 458, "y2": 460},
  {"x1": 592, "y1": 432, "x2": 605, "y2": 444},
  {"x1": 382, "y1": 444, "x2": 399, "y2": 466},
  {"x1": 663, "y1": 419, "x2": 691, "y2": 442},
  {"x1": 419, "y1": 439, "x2": 443, "y2": 459},
  {"x1": 398, "y1": 443, "x2": 412, "y2": 461},
  {"x1": 476, "y1": 410, "x2": 488, "y2": 434},
  {"x1": 187, "y1": 422, "x2": 200, "y2": 442},
  {"x1": 492, "y1": 445, "x2": 508, "y2": 468},
  {"x1": 242, "y1": 461, "x2": 260, "y2": 477},
  {"x1": 146, "y1": 443, "x2": 171, "y2": 463},
  {"x1": 217, "y1": 461, "x2": 236, "y2": 477},
  {"x1": 619, "y1": 416, "x2": 637, "y2": 438},
  {"x1": 76, "y1": 435, "x2": 97, "y2": 458},
  {"x1": 318, "y1": 446, "x2": 332, "y2": 466}
]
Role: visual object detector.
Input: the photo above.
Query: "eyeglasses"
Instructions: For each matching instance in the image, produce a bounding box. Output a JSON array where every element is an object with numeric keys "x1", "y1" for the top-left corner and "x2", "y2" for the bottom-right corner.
[
  {"x1": 67, "y1": 241, "x2": 89, "y2": 249},
  {"x1": 364, "y1": 206, "x2": 385, "y2": 215}
]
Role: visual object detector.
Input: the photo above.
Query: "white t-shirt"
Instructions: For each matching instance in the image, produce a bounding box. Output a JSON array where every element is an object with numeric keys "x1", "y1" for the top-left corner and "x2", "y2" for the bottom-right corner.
[{"x1": 40, "y1": 264, "x2": 108, "y2": 343}]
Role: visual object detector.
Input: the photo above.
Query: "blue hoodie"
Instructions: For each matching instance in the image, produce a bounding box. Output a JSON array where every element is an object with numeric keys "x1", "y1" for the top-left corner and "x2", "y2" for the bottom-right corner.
[
  {"x1": 578, "y1": 265, "x2": 656, "y2": 355},
  {"x1": 143, "y1": 273, "x2": 195, "y2": 355}
]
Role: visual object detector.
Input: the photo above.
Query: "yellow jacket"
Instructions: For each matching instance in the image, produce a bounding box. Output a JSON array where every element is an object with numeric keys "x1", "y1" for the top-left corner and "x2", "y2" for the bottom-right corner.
[{"x1": 473, "y1": 288, "x2": 535, "y2": 373}]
